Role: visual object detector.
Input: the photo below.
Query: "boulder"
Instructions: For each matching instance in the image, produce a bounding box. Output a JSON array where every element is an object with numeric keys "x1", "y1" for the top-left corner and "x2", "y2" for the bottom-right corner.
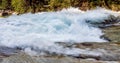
[
  {"x1": 89, "y1": 15, "x2": 120, "y2": 28},
  {"x1": 0, "y1": 12, "x2": 9, "y2": 16}
]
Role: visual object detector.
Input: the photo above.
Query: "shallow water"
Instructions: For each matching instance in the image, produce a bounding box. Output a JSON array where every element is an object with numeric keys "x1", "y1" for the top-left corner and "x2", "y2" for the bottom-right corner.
[{"x1": 0, "y1": 7, "x2": 119, "y2": 56}]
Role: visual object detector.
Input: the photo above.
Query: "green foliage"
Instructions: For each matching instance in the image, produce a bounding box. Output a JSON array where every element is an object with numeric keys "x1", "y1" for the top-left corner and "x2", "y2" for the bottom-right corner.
[
  {"x1": 1, "y1": 0, "x2": 11, "y2": 9},
  {"x1": 11, "y1": 0, "x2": 27, "y2": 13},
  {"x1": 49, "y1": 0, "x2": 71, "y2": 11},
  {"x1": 61, "y1": 0, "x2": 71, "y2": 8},
  {"x1": 0, "y1": 0, "x2": 120, "y2": 13},
  {"x1": 1, "y1": 0, "x2": 8, "y2": 9},
  {"x1": 49, "y1": 0, "x2": 62, "y2": 11}
]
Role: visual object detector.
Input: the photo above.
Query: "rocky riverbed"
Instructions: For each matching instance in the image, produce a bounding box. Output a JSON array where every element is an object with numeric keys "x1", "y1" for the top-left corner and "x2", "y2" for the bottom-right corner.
[
  {"x1": 0, "y1": 24, "x2": 120, "y2": 63},
  {"x1": 0, "y1": 41, "x2": 120, "y2": 63},
  {"x1": 0, "y1": 10, "x2": 120, "y2": 63},
  {"x1": 103, "y1": 26, "x2": 120, "y2": 42},
  {"x1": 1, "y1": 53, "x2": 120, "y2": 63}
]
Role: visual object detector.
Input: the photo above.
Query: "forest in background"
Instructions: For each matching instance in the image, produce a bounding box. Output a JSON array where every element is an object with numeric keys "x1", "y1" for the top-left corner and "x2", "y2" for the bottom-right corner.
[{"x1": 0, "y1": 0, "x2": 120, "y2": 13}]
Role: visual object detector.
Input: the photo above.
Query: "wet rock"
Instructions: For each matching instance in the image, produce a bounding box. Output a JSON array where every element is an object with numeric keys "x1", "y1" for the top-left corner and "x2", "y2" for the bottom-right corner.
[
  {"x1": 0, "y1": 42, "x2": 120, "y2": 63},
  {"x1": 72, "y1": 54, "x2": 101, "y2": 60},
  {"x1": 90, "y1": 15, "x2": 120, "y2": 28},
  {"x1": 100, "y1": 35, "x2": 111, "y2": 41},
  {"x1": 0, "y1": 59, "x2": 3, "y2": 63},
  {"x1": 1, "y1": 52, "x2": 120, "y2": 63},
  {"x1": 103, "y1": 15, "x2": 120, "y2": 24},
  {"x1": 75, "y1": 51, "x2": 120, "y2": 61},
  {"x1": 0, "y1": 46, "x2": 20, "y2": 57},
  {"x1": 100, "y1": 54, "x2": 120, "y2": 61},
  {"x1": 55, "y1": 42, "x2": 120, "y2": 61},
  {"x1": 102, "y1": 26, "x2": 120, "y2": 42},
  {"x1": 1, "y1": 42, "x2": 120, "y2": 61},
  {"x1": 81, "y1": 42, "x2": 93, "y2": 46},
  {"x1": 2, "y1": 52, "x2": 37, "y2": 63},
  {"x1": 0, "y1": 12, "x2": 8, "y2": 16}
]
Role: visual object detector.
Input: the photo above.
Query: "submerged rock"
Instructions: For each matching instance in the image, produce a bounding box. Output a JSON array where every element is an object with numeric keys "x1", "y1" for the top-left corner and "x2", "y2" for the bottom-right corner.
[
  {"x1": 103, "y1": 15, "x2": 120, "y2": 24},
  {"x1": 90, "y1": 15, "x2": 120, "y2": 28},
  {"x1": 99, "y1": 15, "x2": 120, "y2": 42},
  {"x1": 0, "y1": 42, "x2": 120, "y2": 63},
  {"x1": 0, "y1": 46, "x2": 20, "y2": 57},
  {"x1": 1, "y1": 52, "x2": 120, "y2": 63},
  {"x1": 56, "y1": 42, "x2": 120, "y2": 61}
]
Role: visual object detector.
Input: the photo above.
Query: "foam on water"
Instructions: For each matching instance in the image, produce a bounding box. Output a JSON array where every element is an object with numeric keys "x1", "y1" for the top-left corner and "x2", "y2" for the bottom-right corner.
[{"x1": 0, "y1": 7, "x2": 119, "y2": 56}]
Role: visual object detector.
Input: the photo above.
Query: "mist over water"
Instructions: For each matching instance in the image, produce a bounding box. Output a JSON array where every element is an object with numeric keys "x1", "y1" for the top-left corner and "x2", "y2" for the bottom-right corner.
[{"x1": 0, "y1": 8, "x2": 119, "y2": 56}]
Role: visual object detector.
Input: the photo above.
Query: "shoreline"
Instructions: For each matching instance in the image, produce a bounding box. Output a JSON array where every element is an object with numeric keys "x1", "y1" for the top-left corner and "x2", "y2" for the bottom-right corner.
[{"x1": 0, "y1": 7, "x2": 120, "y2": 17}]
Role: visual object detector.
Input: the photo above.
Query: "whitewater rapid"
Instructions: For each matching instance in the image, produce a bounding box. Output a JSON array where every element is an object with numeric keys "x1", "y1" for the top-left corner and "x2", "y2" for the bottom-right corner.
[{"x1": 0, "y1": 8, "x2": 119, "y2": 56}]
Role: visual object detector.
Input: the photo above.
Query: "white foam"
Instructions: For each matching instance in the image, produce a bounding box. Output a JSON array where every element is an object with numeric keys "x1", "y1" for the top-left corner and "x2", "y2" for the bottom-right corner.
[{"x1": 0, "y1": 7, "x2": 119, "y2": 56}]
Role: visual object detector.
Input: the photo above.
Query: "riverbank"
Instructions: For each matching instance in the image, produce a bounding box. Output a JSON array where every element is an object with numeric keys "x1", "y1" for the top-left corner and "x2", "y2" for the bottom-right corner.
[
  {"x1": 1, "y1": 0, "x2": 120, "y2": 14},
  {"x1": 0, "y1": 7, "x2": 120, "y2": 17},
  {"x1": 0, "y1": 10, "x2": 19, "y2": 17}
]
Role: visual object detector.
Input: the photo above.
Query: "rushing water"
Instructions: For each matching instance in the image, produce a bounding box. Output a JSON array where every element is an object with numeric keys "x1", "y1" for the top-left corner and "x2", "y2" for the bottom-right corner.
[{"x1": 0, "y1": 8, "x2": 119, "y2": 56}]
